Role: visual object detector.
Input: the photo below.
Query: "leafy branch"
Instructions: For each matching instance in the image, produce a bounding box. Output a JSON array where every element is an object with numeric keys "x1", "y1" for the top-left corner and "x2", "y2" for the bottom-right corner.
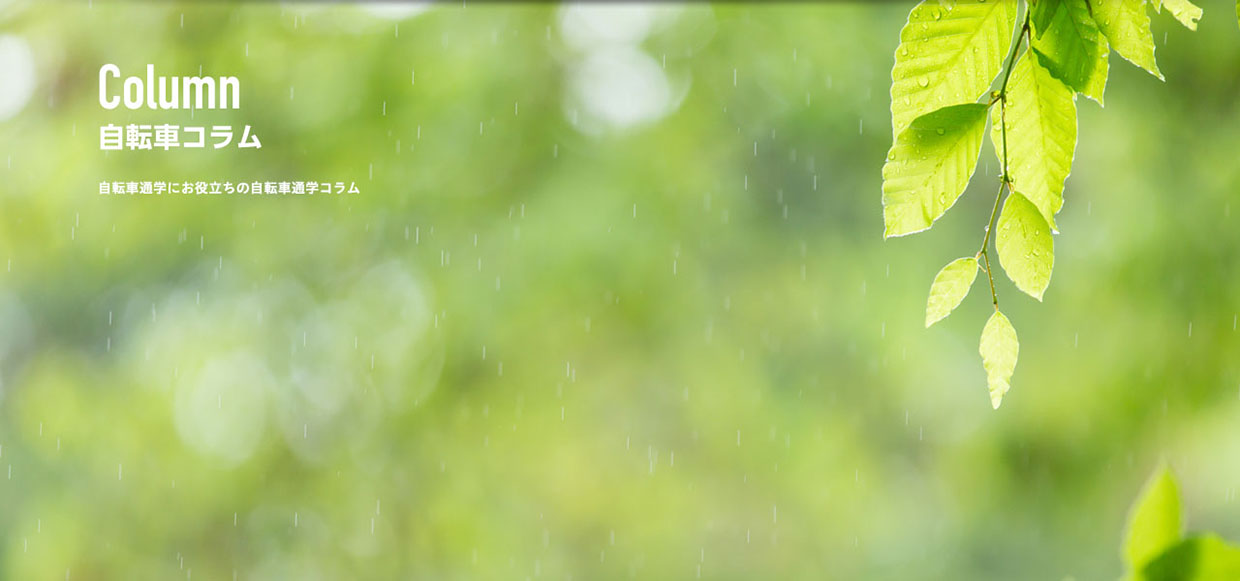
[
  {"x1": 978, "y1": 10, "x2": 1032, "y2": 311},
  {"x1": 883, "y1": 0, "x2": 1206, "y2": 409}
]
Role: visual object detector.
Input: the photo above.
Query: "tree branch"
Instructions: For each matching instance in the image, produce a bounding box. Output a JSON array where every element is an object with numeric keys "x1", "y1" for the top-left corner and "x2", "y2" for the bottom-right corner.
[{"x1": 977, "y1": 7, "x2": 1032, "y2": 310}]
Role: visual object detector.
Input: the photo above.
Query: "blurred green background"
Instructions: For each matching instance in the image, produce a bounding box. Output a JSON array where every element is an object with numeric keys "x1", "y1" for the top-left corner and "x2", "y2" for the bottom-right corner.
[{"x1": 1, "y1": 1, "x2": 1239, "y2": 579}]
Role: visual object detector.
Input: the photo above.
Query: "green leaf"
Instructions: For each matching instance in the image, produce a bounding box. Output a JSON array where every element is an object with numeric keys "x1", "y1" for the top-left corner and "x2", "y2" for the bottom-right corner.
[
  {"x1": 1141, "y1": 535, "x2": 1240, "y2": 581},
  {"x1": 925, "y1": 257, "x2": 979, "y2": 327},
  {"x1": 882, "y1": 103, "x2": 989, "y2": 238},
  {"x1": 1236, "y1": 0, "x2": 1239, "y2": 30},
  {"x1": 979, "y1": 310, "x2": 1018, "y2": 409},
  {"x1": 1162, "y1": 0, "x2": 1203, "y2": 30},
  {"x1": 1094, "y1": 0, "x2": 1164, "y2": 80},
  {"x1": 996, "y1": 191, "x2": 1054, "y2": 300},
  {"x1": 1031, "y1": 0, "x2": 1062, "y2": 40},
  {"x1": 889, "y1": 0, "x2": 1017, "y2": 139},
  {"x1": 991, "y1": 51, "x2": 1077, "y2": 231},
  {"x1": 1124, "y1": 465, "x2": 1184, "y2": 574},
  {"x1": 1032, "y1": 0, "x2": 1109, "y2": 104}
]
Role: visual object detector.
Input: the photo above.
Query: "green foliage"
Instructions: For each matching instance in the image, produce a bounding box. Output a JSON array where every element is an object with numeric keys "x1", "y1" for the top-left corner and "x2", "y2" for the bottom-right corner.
[
  {"x1": 1124, "y1": 466, "x2": 1183, "y2": 573},
  {"x1": 1033, "y1": 0, "x2": 1109, "y2": 104},
  {"x1": 883, "y1": 0, "x2": 1208, "y2": 408},
  {"x1": 1094, "y1": 0, "x2": 1163, "y2": 79},
  {"x1": 1122, "y1": 467, "x2": 1240, "y2": 581},
  {"x1": 889, "y1": 0, "x2": 1016, "y2": 140},
  {"x1": 882, "y1": 103, "x2": 989, "y2": 238},
  {"x1": 1030, "y1": 0, "x2": 1059, "y2": 40},
  {"x1": 1142, "y1": 536, "x2": 1240, "y2": 581},
  {"x1": 925, "y1": 257, "x2": 979, "y2": 327},
  {"x1": 1161, "y1": 0, "x2": 1204, "y2": 31},
  {"x1": 978, "y1": 310, "x2": 1017, "y2": 408},
  {"x1": 3, "y1": 3, "x2": 1240, "y2": 578},
  {"x1": 995, "y1": 191, "x2": 1053, "y2": 300},
  {"x1": 989, "y1": 50, "x2": 1075, "y2": 231}
]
